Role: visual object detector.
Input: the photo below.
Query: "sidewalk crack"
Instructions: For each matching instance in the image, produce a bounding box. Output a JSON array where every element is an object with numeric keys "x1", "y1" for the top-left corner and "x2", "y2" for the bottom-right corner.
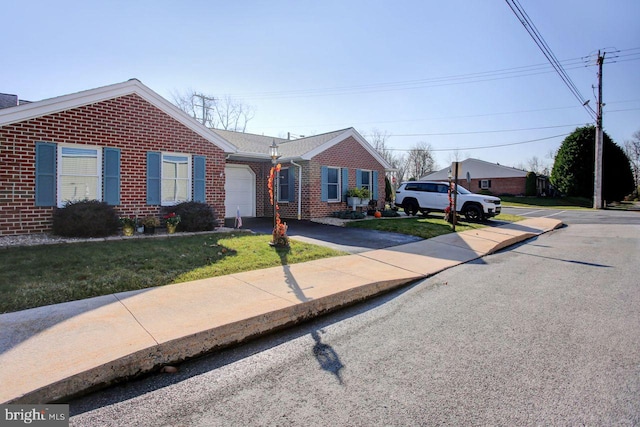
[{"x1": 113, "y1": 294, "x2": 159, "y2": 345}]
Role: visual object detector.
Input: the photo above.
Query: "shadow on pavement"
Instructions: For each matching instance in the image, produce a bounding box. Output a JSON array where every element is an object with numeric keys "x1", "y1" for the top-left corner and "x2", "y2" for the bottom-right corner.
[{"x1": 226, "y1": 217, "x2": 423, "y2": 254}]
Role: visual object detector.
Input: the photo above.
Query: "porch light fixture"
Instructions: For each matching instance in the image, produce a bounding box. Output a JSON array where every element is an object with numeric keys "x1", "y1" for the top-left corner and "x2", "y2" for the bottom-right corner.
[{"x1": 270, "y1": 139, "x2": 280, "y2": 164}]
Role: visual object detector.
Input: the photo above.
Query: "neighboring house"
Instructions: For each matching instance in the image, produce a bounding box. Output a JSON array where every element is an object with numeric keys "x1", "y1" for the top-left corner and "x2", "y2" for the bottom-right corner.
[
  {"x1": 0, "y1": 80, "x2": 392, "y2": 236},
  {"x1": 421, "y1": 158, "x2": 528, "y2": 196},
  {"x1": 0, "y1": 79, "x2": 236, "y2": 236},
  {"x1": 215, "y1": 127, "x2": 393, "y2": 221}
]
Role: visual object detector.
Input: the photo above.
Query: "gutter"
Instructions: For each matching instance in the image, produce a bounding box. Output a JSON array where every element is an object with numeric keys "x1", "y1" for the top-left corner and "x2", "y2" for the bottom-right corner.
[{"x1": 290, "y1": 160, "x2": 303, "y2": 220}]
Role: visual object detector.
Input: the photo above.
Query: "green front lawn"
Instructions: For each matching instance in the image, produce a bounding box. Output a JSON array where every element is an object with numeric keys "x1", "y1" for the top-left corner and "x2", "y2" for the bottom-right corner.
[
  {"x1": 346, "y1": 213, "x2": 524, "y2": 239},
  {"x1": 0, "y1": 233, "x2": 346, "y2": 314},
  {"x1": 1, "y1": 212, "x2": 525, "y2": 314}
]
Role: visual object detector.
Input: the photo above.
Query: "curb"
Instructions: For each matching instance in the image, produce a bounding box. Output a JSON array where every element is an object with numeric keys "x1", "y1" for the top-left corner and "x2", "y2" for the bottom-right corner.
[{"x1": 14, "y1": 278, "x2": 416, "y2": 404}]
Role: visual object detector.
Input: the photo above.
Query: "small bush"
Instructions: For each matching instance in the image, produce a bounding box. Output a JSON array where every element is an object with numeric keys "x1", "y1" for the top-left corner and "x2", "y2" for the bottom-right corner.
[
  {"x1": 52, "y1": 200, "x2": 120, "y2": 237},
  {"x1": 170, "y1": 201, "x2": 218, "y2": 232},
  {"x1": 330, "y1": 210, "x2": 366, "y2": 220},
  {"x1": 381, "y1": 209, "x2": 400, "y2": 217},
  {"x1": 525, "y1": 172, "x2": 537, "y2": 196}
]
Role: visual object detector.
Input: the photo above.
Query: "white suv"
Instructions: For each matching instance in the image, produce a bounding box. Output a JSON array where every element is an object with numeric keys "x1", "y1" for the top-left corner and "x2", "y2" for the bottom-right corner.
[{"x1": 394, "y1": 181, "x2": 501, "y2": 221}]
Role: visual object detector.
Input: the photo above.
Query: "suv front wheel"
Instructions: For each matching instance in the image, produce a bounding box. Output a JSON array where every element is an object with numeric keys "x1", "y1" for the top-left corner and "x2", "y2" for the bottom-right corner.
[
  {"x1": 404, "y1": 199, "x2": 419, "y2": 216},
  {"x1": 464, "y1": 204, "x2": 483, "y2": 222}
]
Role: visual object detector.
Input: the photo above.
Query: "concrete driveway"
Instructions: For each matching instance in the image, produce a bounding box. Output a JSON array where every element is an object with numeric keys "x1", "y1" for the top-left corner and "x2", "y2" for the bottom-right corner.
[{"x1": 225, "y1": 217, "x2": 423, "y2": 254}]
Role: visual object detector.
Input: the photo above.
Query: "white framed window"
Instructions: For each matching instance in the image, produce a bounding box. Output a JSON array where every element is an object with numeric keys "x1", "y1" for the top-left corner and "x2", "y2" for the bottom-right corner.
[
  {"x1": 327, "y1": 167, "x2": 340, "y2": 202},
  {"x1": 57, "y1": 145, "x2": 102, "y2": 207},
  {"x1": 161, "y1": 153, "x2": 191, "y2": 205},
  {"x1": 277, "y1": 167, "x2": 290, "y2": 202},
  {"x1": 480, "y1": 179, "x2": 491, "y2": 190}
]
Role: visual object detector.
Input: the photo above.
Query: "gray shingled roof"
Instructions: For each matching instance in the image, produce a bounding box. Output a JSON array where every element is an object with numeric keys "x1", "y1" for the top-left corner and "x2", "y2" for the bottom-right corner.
[
  {"x1": 0, "y1": 93, "x2": 18, "y2": 109},
  {"x1": 423, "y1": 158, "x2": 528, "y2": 180},
  {"x1": 212, "y1": 128, "x2": 351, "y2": 159}
]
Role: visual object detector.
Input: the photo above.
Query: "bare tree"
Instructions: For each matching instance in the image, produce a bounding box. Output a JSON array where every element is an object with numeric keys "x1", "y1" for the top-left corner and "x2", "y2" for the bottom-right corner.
[
  {"x1": 527, "y1": 155, "x2": 550, "y2": 174},
  {"x1": 405, "y1": 141, "x2": 437, "y2": 180},
  {"x1": 624, "y1": 130, "x2": 640, "y2": 192},
  {"x1": 446, "y1": 149, "x2": 471, "y2": 165},
  {"x1": 369, "y1": 128, "x2": 406, "y2": 186},
  {"x1": 171, "y1": 90, "x2": 255, "y2": 132}
]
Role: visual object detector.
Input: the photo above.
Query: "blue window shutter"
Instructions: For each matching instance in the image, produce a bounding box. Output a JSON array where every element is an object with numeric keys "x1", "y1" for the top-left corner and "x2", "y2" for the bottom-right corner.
[
  {"x1": 146, "y1": 152, "x2": 161, "y2": 205},
  {"x1": 356, "y1": 169, "x2": 362, "y2": 188},
  {"x1": 193, "y1": 155, "x2": 206, "y2": 202},
  {"x1": 373, "y1": 171, "x2": 379, "y2": 200},
  {"x1": 341, "y1": 168, "x2": 349, "y2": 201},
  {"x1": 103, "y1": 148, "x2": 121, "y2": 205},
  {"x1": 35, "y1": 142, "x2": 57, "y2": 207},
  {"x1": 287, "y1": 168, "x2": 295, "y2": 202},
  {"x1": 372, "y1": 171, "x2": 379, "y2": 199},
  {"x1": 321, "y1": 166, "x2": 328, "y2": 202}
]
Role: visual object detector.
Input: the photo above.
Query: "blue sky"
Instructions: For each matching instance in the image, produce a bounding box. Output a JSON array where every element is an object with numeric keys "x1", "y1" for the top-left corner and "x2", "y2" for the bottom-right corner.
[{"x1": 3, "y1": 0, "x2": 639, "y2": 171}]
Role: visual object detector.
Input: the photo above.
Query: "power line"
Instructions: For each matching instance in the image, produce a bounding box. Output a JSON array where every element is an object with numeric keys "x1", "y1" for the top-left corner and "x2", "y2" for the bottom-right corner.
[
  {"x1": 257, "y1": 99, "x2": 639, "y2": 131},
  {"x1": 364, "y1": 123, "x2": 585, "y2": 138},
  {"x1": 505, "y1": 0, "x2": 596, "y2": 120},
  {"x1": 385, "y1": 133, "x2": 570, "y2": 152},
  {"x1": 224, "y1": 47, "x2": 638, "y2": 102}
]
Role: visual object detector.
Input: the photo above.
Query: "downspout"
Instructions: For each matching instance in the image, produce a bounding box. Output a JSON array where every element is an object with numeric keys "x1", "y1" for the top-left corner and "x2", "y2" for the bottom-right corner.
[{"x1": 290, "y1": 160, "x2": 302, "y2": 220}]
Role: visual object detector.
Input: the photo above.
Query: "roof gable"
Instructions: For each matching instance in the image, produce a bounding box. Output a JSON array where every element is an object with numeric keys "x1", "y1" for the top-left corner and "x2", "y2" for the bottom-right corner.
[
  {"x1": 216, "y1": 127, "x2": 393, "y2": 170},
  {"x1": 423, "y1": 158, "x2": 528, "y2": 180},
  {"x1": 0, "y1": 79, "x2": 237, "y2": 153}
]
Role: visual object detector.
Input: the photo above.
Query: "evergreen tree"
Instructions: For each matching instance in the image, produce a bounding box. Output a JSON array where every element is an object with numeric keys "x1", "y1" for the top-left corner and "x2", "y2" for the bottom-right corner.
[{"x1": 550, "y1": 126, "x2": 634, "y2": 201}]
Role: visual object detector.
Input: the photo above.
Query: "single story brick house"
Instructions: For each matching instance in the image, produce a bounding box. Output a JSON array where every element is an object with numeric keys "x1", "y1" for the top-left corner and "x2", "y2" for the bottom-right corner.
[
  {"x1": 0, "y1": 79, "x2": 236, "y2": 236},
  {"x1": 214, "y1": 127, "x2": 392, "y2": 222},
  {"x1": 0, "y1": 80, "x2": 392, "y2": 236},
  {"x1": 421, "y1": 158, "x2": 528, "y2": 196}
]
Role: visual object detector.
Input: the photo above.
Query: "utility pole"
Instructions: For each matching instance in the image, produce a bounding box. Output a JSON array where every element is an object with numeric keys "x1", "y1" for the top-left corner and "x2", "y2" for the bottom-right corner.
[
  {"x1": 192, "y1": 93, "x2": 216, "y2": 126},
  {"x1": 593, "y1": 51, "x2": 605, "y2": 209}
]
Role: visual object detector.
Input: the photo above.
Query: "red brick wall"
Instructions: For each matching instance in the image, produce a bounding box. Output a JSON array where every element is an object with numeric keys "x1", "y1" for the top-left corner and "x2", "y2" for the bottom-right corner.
[
  {"x1": 460, "y1": 177, "x2": 526, "y2": 196},
  {"x1": 307, "y1": 136, "x2": 385, "y2": 218},
  {"x1": 0, "y1": 94, "x2": 227, "y2": 235},
  {"x1": 231, "y1": 136, "x2": 386, "y2": 221}
]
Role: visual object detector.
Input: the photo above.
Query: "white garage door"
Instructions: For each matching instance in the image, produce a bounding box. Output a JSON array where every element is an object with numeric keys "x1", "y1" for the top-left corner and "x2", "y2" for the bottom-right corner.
[{"x1": 225, "y1": 165, "x2": 256, "y2": 218}]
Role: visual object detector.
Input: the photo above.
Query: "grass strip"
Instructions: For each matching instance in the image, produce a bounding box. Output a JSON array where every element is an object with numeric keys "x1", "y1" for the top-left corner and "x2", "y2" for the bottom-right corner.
[{"x1": 0, "y1": 232, "x2": 345, "y2": 313}]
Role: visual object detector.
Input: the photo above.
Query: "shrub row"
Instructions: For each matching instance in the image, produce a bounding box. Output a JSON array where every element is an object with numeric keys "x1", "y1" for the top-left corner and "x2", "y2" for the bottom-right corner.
[{"x1": 52, "y1": 200, "x2": 219, "y2": 237}]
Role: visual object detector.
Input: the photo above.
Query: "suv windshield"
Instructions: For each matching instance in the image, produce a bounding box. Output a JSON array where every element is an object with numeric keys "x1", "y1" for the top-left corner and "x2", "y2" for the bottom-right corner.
[{"x1": 456, "y1": 186, "x2": 471, "y2": 194}]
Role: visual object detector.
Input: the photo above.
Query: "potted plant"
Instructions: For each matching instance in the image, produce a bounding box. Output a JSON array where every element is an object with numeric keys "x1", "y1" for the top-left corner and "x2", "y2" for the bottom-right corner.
[
  {"x1": 119, "y1": 217, "x2": 137, "y2": 236},
  {"x1": 141, "y1": 216, "x2": 160, "y2": 234},
  {"x1": 360, "y1": 188, "x2": 371, "y2": 206},
  {"x1": 163, "y1": 212, "x2": 181, "y2": 234},
  {"x1": 346, "y1": 188, "x2": 362, "y2": 207}
]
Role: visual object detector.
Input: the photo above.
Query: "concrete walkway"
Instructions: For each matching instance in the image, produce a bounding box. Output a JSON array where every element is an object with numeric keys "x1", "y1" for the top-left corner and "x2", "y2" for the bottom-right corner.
[{"x1": 0, "y1": 218, "x2": 562, "y2": 404}]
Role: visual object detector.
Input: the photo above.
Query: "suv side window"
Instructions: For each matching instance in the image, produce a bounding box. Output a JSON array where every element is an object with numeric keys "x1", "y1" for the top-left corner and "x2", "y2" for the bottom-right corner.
[
  {"x1": 404, "y1": 183, "x2": 418, "y2": 191},
  {"x1": 437, "y1": 184, "x2": 449, "y2": 193},
  {"x1": 424, "y1": 183, "x2": 438, "y2": 192}
]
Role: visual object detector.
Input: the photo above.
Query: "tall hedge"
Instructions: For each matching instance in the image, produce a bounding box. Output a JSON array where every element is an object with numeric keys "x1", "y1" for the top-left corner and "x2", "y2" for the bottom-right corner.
[
  {"x1": 525, "y1": 172, "x2": 537, "y2": 196},
  {"x1": 550, "y1": 126, "x2": 634, "y2": 201}
]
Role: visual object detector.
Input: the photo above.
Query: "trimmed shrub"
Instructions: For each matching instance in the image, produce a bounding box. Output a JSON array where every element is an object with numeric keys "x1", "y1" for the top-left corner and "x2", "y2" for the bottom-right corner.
[
  {"x1": 385, "y1": 176, "x2": 394, "y2": 203},
  {"x1": 525, "y1": 172, "x2": 537, "y2": 196},
  {"x1": 52, "y1": 200, "x2": 120, "y2": 237},
  {"x1": 330, "y1": 210, "x2": 366, "y2": 220},
  {"x1": 170, "y1": 201, "x2": 218, "y2": 232},
  {"x1": 381, "y1": 209, "x2": 400, "y2": 217}
]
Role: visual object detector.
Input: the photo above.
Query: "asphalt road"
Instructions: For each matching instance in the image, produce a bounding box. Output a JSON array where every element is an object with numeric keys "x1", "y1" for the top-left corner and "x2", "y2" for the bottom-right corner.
[
  {"x1": 502, "y1": 205, "x2": 640, "y2": 225},
  {"x1": 69, "y1": 214, "x2": 640, "y2": 426}
]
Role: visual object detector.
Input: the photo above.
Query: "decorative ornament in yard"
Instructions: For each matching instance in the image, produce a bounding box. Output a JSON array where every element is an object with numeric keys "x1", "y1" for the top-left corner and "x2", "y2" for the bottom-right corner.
[{"x1": 268, "y1": 163, "x2": 289, "y2": 248}]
